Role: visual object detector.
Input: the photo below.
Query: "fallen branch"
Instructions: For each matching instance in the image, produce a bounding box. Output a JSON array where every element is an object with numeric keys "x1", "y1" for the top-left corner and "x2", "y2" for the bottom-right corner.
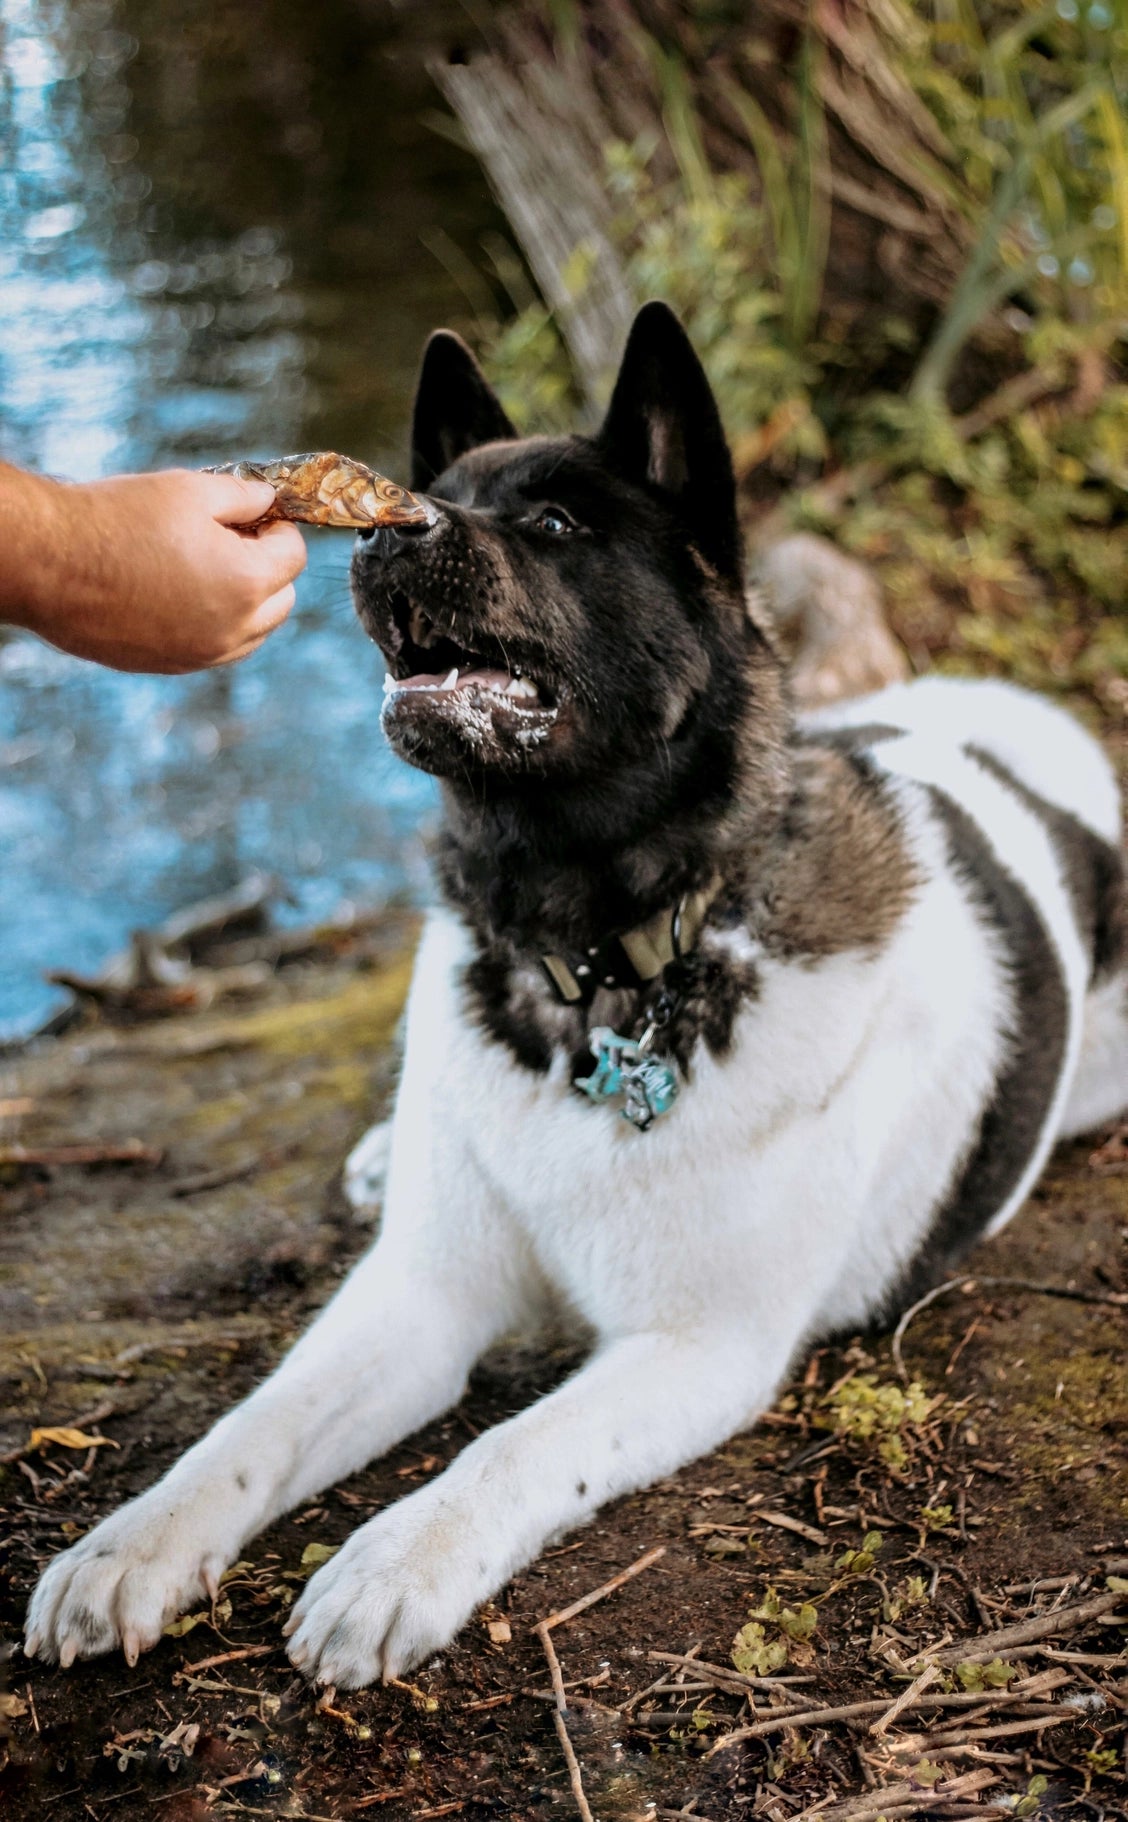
[
  {"x1": 647, "y1": 1649, "x2": 816, "y2": 1695},
  {"x1": 703, "y1": 1680, "x2": 1078, "y2": 1754},
  {"x1": 880, "y1": 1711, "x2": 1071, "y2": 1752},
  {"x1": 537, "y1": 1543, "x2": 666, "y2": 1632},
  {"x1": 909, "y1": 1588, "x2": 1126, "y2": 1666},
  {"x1": 533, "y1": 1544, "x2": 666, "y2": 1822},
  {"x1": 535, "y1": 1625, "x2": 595, "y2": 1822},
  {"x1": 786, "y1": 1767, "x2": 999, "y2": 1821},
  {"x1": 869, "y1": 1661, "x2": 939, "y2": 1736},
  {"x1": 0, "y1": 1139, "x2": 163, "y2": 1168},
  {"x1": 892, "y1": 1275, "x2": 1127, "y2": 1381},
  {"x1": 183, "y1": 1645, "x2": 274, "y2": 1674},
  {"x1": 753, "y1": 1508, "x2": 829, "y2": 1546}
]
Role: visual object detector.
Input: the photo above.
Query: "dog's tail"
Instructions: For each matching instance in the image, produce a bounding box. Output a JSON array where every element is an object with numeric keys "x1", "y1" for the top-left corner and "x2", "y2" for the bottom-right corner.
[{"x1": 754, "y1": 532, "x2": 908, "y2": 713}]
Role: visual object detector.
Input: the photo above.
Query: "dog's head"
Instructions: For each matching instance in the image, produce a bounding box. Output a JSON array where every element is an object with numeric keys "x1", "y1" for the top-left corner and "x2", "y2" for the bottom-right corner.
[{"x1": 353, "y1": 302, "x2": 773, "y2": 801}]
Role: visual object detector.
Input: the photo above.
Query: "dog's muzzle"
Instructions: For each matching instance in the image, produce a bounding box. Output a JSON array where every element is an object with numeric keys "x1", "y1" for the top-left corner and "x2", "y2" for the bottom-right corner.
[{"x1": 355, "y1": 502, "x2": 442, "y2": 559}]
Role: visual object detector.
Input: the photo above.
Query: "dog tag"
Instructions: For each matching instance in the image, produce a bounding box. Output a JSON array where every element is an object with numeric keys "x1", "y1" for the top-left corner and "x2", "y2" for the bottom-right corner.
[
  {"x1": 621, "y1": 1054, "x2": 679, "y2": 1130},
  {"x1": 575, "y1": 1026, "x2": 678, "y2": 1130}
]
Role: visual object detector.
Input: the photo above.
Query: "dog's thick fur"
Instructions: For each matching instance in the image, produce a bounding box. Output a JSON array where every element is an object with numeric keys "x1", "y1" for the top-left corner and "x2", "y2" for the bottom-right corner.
[{"x1": 27, "y1": 304, "x2": 1128, "y2": 1687}]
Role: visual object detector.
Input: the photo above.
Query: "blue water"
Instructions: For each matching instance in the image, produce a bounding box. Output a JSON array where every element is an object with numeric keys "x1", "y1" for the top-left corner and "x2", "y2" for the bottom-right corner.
[{"x1": 0, "y1": 0, "x2": 503, "y2": 1037}]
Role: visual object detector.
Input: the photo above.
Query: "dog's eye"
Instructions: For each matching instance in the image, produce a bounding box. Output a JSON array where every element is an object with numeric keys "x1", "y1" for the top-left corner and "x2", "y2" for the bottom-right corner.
[{"x1": 534, "y1": 507, "x2": 577, "y2": 536}]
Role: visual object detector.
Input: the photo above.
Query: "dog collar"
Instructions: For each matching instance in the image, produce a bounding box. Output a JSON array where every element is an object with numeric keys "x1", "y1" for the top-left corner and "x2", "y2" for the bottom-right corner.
[{"x1": 540, "y1": 876, "x2": 721, "y2": 1006}]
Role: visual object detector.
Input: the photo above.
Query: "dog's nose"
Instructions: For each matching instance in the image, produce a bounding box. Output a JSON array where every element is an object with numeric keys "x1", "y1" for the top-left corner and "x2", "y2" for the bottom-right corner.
[{"x1": 356, "y1": 500, "x2": 442, "y2": 552}]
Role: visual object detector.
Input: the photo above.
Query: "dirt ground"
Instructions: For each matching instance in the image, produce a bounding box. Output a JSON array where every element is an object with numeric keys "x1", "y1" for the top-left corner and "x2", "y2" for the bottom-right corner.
[{"x1": 1, "y1": 901, "x2": 1126, "y2": 1822}]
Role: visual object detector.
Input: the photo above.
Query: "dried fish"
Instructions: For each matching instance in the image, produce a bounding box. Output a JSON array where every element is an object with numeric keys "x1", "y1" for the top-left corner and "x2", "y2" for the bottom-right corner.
[{"x1": 207, "y1": 452, "x2": 435, "y2": 530}]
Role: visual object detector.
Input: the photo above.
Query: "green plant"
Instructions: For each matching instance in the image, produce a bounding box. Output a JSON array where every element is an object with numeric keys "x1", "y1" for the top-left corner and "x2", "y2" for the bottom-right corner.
[
  {"x1": 473, "y1": 2, "x2": 1127, "y2": 717},
  {"x1": 820, "y1": 1374, "x2": 934, "y2": 1472}
]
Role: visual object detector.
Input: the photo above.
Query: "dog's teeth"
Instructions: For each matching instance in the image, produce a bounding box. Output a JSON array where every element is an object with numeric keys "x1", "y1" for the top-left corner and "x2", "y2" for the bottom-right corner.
[
  {"x1": 441, "y1": 668, "x2": 459, "y2": 691},
  {"x1": 506, "y1": 676, "x2": 537, "y2": 700},
  {"x1": 382, "y1": 672, "x2": 395, "y2": 696}
]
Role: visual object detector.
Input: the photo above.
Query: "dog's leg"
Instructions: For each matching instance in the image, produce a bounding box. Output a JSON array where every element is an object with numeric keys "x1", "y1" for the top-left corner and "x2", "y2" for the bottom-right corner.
[
  {"x1": 284, "y1": 1325, "x2": 783, "y2": 1687},
  {"x1": 25, "y1": 1231, "x2": 515, "y2": 1669}
]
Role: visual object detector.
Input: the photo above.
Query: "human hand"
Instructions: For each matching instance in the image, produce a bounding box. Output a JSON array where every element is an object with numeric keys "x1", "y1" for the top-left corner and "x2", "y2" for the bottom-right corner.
[{"x1": 1, "y1": 466, "x2": 308, "y2": 673}]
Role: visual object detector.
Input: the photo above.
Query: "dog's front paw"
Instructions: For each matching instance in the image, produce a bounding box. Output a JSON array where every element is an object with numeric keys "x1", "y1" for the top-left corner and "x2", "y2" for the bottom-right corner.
[
  {"x1": 25, "y1": 1488, "x2": 235, "y2": 1669},
  {"x1": 283, "y1": 1493, "x2": 494, "y2": 1687}
]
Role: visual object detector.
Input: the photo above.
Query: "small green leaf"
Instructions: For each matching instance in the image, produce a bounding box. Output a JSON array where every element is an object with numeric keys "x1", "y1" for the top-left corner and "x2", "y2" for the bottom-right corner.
[
  {"x1": 919, "y1": 1504, "x2": 954, "y2": 1531},
  {"x1": 780, "y1": 1602, "x2": 818, "y2": 1642},
  {"x1": 732, "y1": 1621, "x2": 789, "y2": 1676}
]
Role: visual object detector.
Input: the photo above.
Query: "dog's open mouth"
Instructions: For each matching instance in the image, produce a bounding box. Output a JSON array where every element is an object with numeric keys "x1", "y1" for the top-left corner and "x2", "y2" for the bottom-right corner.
[{"x1": 380, "y1": 598, "x2": 562, "y2": 742}]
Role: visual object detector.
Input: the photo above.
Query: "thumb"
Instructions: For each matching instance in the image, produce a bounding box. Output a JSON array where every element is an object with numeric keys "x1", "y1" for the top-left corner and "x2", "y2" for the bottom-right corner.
[{"x1": 200, "y1": 471, "x2": 278, "y2": 527}]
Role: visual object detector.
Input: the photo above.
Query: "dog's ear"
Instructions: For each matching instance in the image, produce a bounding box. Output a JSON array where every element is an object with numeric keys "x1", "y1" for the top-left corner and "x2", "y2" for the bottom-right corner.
[
  {"x1": 411, "y1": 331, "x2": 517, "y2": 489},
  {"x1": 598, "y1": 301, "x2": 740, "y2": 582}
]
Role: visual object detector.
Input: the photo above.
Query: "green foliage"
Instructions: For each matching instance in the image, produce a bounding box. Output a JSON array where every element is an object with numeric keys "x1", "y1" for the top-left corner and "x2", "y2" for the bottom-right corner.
[
  {"x1": 1084, "y1": 1746, "x2": 1120, "y2": 1776},
  {"x1": 821, "y1": 1374, "x2": 934, "y2": 1472},
  {"x1": 919, "y1": 1502, "x2": 955, "y2": 1531},
  {"x1": 733, "y1": 1584, "x2": 820, "y2": 1673},
  {"x1": 955, "y1": 1656, "x2": 1018, "y2": 1690},
  {"x1": 883, "y1": 1573, "x2": 931, "y2": 1623},
  {"x1": 835, "y1": 1531, "x2": 886, "y2": 1575},
  {"x1": 475, "y1": 1, "x2": 1128, "y2": 713},
  {"x1": 1014, "y1": 1775, "x2": 1050, "y2": 1818},
  {"x1": 732, "y1": 1618, "x2": 789, "y2": 1676}
]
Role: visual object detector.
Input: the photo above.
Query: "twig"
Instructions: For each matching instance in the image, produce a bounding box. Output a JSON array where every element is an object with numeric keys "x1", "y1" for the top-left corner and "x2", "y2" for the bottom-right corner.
[
  {"x1": 786, "y1": 1767, "x2": 999, "y2": 1821},
  {"x1": 537, "y1": 1543, "x2": 666, "y2": 1632},
  {"x1": 182, "y1": 1645, "x2": 274, "y2": 1673},
  {"x1": 168, "y1": 1140, "x2": 303, "y2": 1198},
  {"x1": 909, "y1": 1588, "x2": 1126, "y2": 1665},
  {"x1": 869, "y1": 1661, "x2": 939, "y2": 1736},
  {"x1": 535, "y1": 1625, "x2": 595, "y2": 1822},
  {"x1": 753, "y1": 1509, "x2": 829, "y2": 1546},
  {"x1": 532, "y1": 1544, "x2": 665, "y2": 1822},
  {"x1": 703, "y1": 1682, "x2": 1080, "y2": 1754},
  {"x1": 621, "y1": 1644, "x2": 702, "y2": 1715},
  {"x1": 0, "y1": 1140, "x2": 163, "y2": 1168},
  {"x1": 1042, "y1": 1646, "x2": 1128, "y2": 1668},
  {"x1": 892, "y1": 1276, "x2": 1127, "y2": 1381},
  {"x1": 880, "y1": 1712, "x2": 1071, "y2": 1751},
  {"x1": 647, "y1": 1649, "x2": 816, "y2": 1693},
  {"x1": 522, "y1": 1687, "x2": 620, "y2": 1716}
]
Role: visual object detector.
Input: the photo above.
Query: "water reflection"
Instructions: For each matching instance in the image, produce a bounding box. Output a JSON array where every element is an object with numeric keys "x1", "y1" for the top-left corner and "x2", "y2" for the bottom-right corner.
[{"x1": 0, "y1": 0, "x2": 500, "y2": 1036}]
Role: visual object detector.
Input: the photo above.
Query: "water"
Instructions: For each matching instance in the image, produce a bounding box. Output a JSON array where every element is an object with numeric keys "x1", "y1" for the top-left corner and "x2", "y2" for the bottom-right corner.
[{"x1": 0, "y1": 0, "x2": 507, "y2": 1037}]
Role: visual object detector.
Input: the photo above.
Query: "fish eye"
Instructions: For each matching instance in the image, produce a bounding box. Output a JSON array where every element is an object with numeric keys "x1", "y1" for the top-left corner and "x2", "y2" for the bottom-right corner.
[{"x1": 534, "y1": 506, "x2": 577, "y2": 536}]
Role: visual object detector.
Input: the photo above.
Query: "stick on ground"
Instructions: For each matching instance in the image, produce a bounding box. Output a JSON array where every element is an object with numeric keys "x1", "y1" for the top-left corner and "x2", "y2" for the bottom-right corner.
[{"x1": 534, "y1": 1544, "x2": 667, "y2": 1821}]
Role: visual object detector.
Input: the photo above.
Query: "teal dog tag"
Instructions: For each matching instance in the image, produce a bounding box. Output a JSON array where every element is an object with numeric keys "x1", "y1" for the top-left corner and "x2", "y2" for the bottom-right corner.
[{"x1": 576, "y1": 1025, "x2": 678, "y2": 1130}]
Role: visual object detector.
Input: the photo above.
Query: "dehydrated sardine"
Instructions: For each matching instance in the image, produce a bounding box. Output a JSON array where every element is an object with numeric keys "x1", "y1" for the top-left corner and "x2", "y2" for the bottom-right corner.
[{"x1": 207, "y1": 452, "x2": 435, "y2": 530}]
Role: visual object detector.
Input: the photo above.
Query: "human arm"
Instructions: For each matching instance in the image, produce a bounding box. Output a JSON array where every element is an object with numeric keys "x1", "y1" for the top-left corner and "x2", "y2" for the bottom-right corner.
[{"x1": 0, "y1": 463, "x2": 308, "y2": 673}]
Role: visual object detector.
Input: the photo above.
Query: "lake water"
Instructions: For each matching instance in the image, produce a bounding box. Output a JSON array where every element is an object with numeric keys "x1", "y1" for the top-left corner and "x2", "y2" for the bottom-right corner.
[{"x1": 0, "y1": 0, "x2": 506, "y2": 1038}]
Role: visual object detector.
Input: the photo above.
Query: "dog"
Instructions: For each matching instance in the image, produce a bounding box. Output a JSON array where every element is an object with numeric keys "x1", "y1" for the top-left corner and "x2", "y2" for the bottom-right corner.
[{"x1": 26, "y1": 302, "x2": 1128, "y2": 1688}]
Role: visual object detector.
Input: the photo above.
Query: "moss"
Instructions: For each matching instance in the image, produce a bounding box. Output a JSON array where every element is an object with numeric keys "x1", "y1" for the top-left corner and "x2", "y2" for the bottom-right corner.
[
  {"x1": 994, "y1": 1324, "x2": 1128, "y2": 1523},
  {"x1": 226, "y1": 955, "x2": 414, "y2": 1062}
]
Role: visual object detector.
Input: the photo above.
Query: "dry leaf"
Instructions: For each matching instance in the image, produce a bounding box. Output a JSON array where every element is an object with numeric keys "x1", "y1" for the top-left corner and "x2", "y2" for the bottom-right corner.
[
  {"x1": 299, "y1": 1541, "x2": 338, "y2": 1574},
  {"x1": 28, "y1": 1426, "x2": 117, "y2": 1452},
  {"x1": 487, "y1": 1617, "x2": 512, "y2": 1645},
  {"x1": 0, "y1": 1693, "x2": 28, "y2": 1719},
  {"x1": 164, "y1": 1611, "x2": 205, "y2": 1638},
  {"x1": 164, "y1": 1597, "x2": 231, "y2": 1637}
]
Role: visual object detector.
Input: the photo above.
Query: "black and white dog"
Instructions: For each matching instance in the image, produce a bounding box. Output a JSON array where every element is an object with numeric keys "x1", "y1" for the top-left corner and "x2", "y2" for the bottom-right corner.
[{"x1": 27, "y1": 303, "x2": 1128, "y2": 1687}]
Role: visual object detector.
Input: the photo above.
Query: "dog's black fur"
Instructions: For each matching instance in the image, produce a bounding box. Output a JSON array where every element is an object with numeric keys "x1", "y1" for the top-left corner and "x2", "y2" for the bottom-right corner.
[{"x1": 351, "y1": 304, "x2": 911, "y2": 1075}]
